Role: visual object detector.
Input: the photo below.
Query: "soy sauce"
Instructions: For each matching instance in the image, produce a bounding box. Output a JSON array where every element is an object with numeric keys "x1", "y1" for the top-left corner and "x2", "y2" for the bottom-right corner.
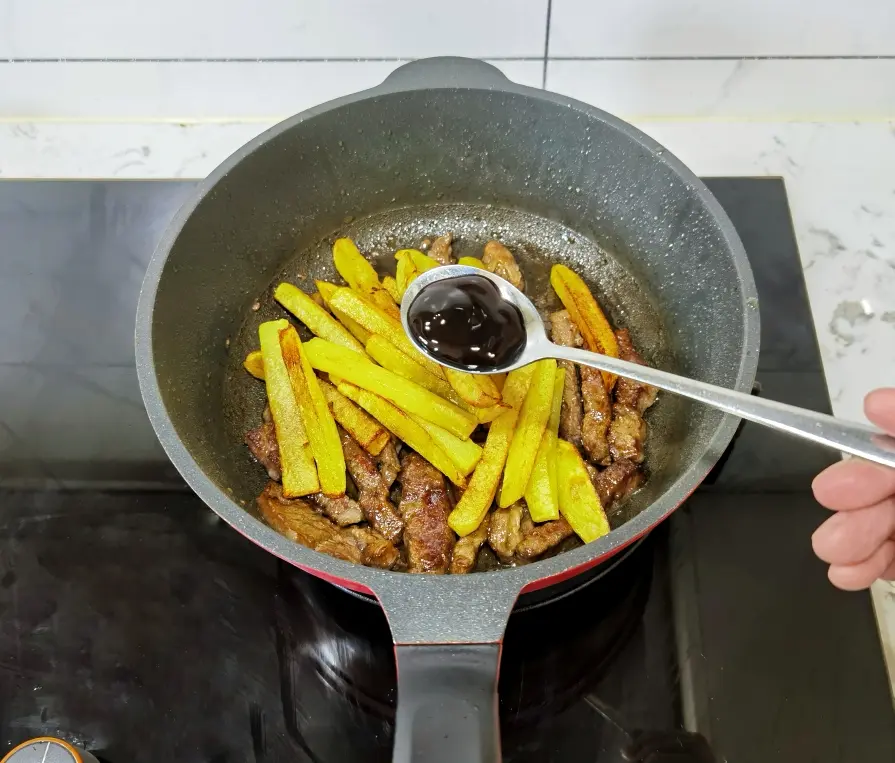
[{"x1": 407, "y1": 275, "x2": 526, "y2": 370}]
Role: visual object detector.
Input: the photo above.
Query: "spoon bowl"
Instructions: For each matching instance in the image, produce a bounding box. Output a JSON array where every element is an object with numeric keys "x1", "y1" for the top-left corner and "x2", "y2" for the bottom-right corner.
[{"x1": 400, "y1": 265, "x2": 895, "y2": 470}]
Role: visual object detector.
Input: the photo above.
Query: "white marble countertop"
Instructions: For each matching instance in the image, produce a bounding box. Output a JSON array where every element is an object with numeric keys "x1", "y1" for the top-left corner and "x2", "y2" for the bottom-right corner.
[{"x1": 1, "y1": 116, "x2": 893, "y2": 701}]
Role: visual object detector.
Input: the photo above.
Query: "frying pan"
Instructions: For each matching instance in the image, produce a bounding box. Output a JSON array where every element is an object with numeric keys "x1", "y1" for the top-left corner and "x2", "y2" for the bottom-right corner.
[{"x1": 135, "y1": 58, "x2": 759, "y2": 763}]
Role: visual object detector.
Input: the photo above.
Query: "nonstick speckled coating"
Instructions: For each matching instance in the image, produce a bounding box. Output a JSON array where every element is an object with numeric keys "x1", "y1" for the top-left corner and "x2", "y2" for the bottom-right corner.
[{"x1": 136, "y1": 58, "x2": 758, "y2": 644}]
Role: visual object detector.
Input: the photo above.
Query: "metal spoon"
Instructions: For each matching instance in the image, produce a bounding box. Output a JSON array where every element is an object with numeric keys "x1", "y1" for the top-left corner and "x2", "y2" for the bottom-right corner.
[{"x1": 401, "y1": 265, "x2": 895, "y2": 470}]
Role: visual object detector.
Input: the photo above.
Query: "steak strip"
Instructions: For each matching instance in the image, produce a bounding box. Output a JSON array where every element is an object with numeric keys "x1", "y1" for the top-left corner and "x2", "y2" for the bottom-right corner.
[
  {"x1": 450, "y1": 514, "x2": 491, "y2": 574},
  {"x1": 341, "y1": 429, "x2": 404, "y2": 542},
  {"x1": 516, "y1": 518, "x2": 575, "y2": 560},
  {"x1": 549, "y1": 310, "x2": 584, "y2": 449},
  {"x1": 398, "y1": 452, "x2": 455, "y2": 573}
]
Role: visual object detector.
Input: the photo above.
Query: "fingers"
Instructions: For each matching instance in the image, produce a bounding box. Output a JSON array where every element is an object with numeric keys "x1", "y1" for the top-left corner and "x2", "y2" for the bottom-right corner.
[
  {"x1": 812, "y1": 498, "x2": 895, "y2": 565},
  {"x1": 828, "y1": 540, "x2": 895, "y2": 591},
  {"x1": 812, "y1": 459, "x2": 895, "y2": 510},
  {"x1": 865, "y1": 387, "x2": 895, "y2": 435}
]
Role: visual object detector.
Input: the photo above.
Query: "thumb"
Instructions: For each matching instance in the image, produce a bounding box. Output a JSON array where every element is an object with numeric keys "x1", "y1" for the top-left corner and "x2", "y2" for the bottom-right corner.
[{"x1": 865, "y1": 388, "x2": 895, "y2": 436}]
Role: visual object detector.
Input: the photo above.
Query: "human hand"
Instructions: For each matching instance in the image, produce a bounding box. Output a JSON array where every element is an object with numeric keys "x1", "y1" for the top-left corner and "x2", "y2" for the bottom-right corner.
[{"x1": 812, "y1": 388, "x2": 895, "y2": 590}]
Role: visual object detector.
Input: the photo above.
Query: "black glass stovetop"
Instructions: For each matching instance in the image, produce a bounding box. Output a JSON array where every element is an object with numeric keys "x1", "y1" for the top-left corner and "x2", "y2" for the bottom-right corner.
[{"x1": 0, "y1": 179, "x2": 893, "y2": 763}]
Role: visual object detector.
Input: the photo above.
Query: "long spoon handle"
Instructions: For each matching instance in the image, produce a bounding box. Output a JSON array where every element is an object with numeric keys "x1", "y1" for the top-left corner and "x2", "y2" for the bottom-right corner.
[{"x1": 551, "y1": 344, "x2": 895, "y2": 469}]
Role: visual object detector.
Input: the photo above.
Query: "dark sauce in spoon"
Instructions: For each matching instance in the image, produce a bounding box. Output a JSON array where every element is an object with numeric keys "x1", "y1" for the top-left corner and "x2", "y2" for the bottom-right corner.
[{"x1": 407, "y1": 275, "x2": 526, "y2": 371}]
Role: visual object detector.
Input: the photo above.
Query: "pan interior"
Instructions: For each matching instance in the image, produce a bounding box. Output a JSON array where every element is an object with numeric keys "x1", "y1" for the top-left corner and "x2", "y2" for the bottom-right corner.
[{"x1": 224, "y1": 202, "x2": 687, "y2": 534}]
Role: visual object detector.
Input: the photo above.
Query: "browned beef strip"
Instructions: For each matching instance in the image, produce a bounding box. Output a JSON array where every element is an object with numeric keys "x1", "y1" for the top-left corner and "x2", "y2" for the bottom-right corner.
[
  {"x1": 398, "y1": 452, "x2": 455, "y2": 574},
  {"x1": 591, "y1": 459, "x2": 645, "y2": 509},
  {"x1": 376, "y1": 439, "x2": 401, "y2": 489},
  {"x1": 608, "y1": 406, "x2": 647, "y2": 463},
  {"x1": 310, "y1": 493, "x2": 364, "y2": 526},
  {"x1": 450, "y1": 514, "x2": 491, "y2": 574},
  {"x1": 580, "y1": 366, "x2": 612, "y2": 465},
  {"x1": 347, "y1": 526, "x2": 401, "y2": 569},
  {"x1": 549, "y1": 310, "x2": 584, "y2": 448},
  {"x1": 614, "y1": 328, "x2": 658, "y2": 413},
  {"x1": 245, "y1": 420, "x2": 282, "y2": 481},
  {"x1": 488, "y1": 502, "x2": 526, "y2": 562},
  {"x1": 341, "y1": 429, "x2": 404, "y2": 542},
  {"x1": 428, "y1": 232, "x2": 455, "y2": 265},
  {"x1": 482, "y1": 240, "x2": 525, "y2": 291},
  {"x1": 257, "y1": 482, "x2": 363, "y2": 564},
  {"x1": 516, "y1": 518, "x2": 575, "y2": 560}
]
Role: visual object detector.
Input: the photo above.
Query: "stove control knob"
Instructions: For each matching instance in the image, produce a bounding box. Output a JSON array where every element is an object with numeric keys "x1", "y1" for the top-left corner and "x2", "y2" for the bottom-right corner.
[{"x1": 1, "y1": 738, "x2": 99, "y2": 763}]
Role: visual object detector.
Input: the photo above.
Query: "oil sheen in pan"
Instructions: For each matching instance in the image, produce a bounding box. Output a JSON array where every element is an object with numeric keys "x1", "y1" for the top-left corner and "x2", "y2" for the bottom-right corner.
[{"x1": 223, "y1": 202, "x2": 685, "y2": 539}]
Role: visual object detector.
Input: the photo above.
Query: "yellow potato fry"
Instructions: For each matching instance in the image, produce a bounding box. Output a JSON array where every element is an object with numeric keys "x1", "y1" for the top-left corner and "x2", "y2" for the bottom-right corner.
[
  {"x1": 472, "y1": 405, "x2": 508, "y2": 424},
  {"x1": 258, "y1": 320, "x2": 319, "y2": 497},
  {"x1": 445, "y1": 367, "x2": 502, "y2": 409},
  {"x1": 244, "y1": 350, "x2": 265, "y2": 379},
  {"x1": 316, "y1": 280, "x2": 372, "y2": 344},
  {"x1": 407, "y1": 249, "x2": 440, "y2": 272},
  {"x1": 457, "y1": 256, "x2": 485, "y2": 269},
  {"x1": 279, "y1": 326, "x2": 345, "y2": 497},
  {"x1": 274, "y1": 282, "x2": 365, "y2": 353},
  {"x1": 555, "y1": 439, "x2": 610, "y2": 543},
  {"x1": 491, "y1": 373, "x2": 507, "y2": 391},
  {"x1": 366, "y1": 335, "x2": 455, "y2": 399},
  {"x1": 304, "y1": 338, "x2": 476, "y2": 438},
  {"x1": 408, "y1": 413, "x2": 483, "y2": 475},
  {"x1": 382, "y1": 275, "x2": 401, "y2": 303},
  {"x1": 524, "y1": 367, "x2": 565, "y2": 522},
  {"x1": 318, "y1": 379, "x2": 389, "y2": 456},
  {"x1": 448, "y1": 364, "x2": 535, "y2": 537},
  {"x1": 333, "y1": 238, "x2": 379, "y2": 293},
  {"x1": 498, "y1": 359, "x2": 557, "y2": 507},
  {"x1": 328, "y1": 287, "x2": 446, "y2": 379},
  {"x1": 337, "y1": 382, "x2": 466, "y2": 487},
  {"x1": 395, "y1": 249, "x2": 438, "y2": 297},
  {"x1": 550, "y1": 264, "x2": 619, "y2": 388}
]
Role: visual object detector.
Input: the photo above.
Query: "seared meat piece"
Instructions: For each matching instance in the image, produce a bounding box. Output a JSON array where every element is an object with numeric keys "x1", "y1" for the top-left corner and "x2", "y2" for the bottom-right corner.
[
  {"x1": 311, "y1": 493, "x2": 364, "y2": 526},
  {"x1": 376, "y1": 439, "x2": 401, "y2": 489},
  {"x1": 516, "y1": 518, "x2": 575, "y2": 560},
  {"x1": 549, "y1": 311, "x2": 584, "y2": 448},
  {"x1": 258, "y1": 483, "x2": 363, "y2": 564},
  {"x1": 398, "y1": 452, "x2": 455, "y2": 573},
  {"x1": 614, "y1": 329, "x2": 658, "y2": 414},
  {"x1": 341, "y1": 430, "x2": 404, "y2": 542},
  {"x1": 482, "y1": 240, "x2": 525, "y2": 291},
  {"x1": 450, "y1": 514, "x2": 491, "y2": 574},
  {"x1": 580, "y1": 366, "x2": 612, "y2": 465},
  {"x1": 591, "y1": 459, "x2": 645, "y2": 509},
  {"x1": 347, "y1": 526, "x2": 401, "y2": 569},
  {"x1": 488, "y1": 501, "x2": 526, "y2": 562},
  {"x1": 428, "y1": 232, "x2": 454, "y2": 265},
  {"x1": 245, "y1": 420, "x2": 281, "y2": 481},
  {"x1": 608, "y1": 408, "x2": 646, "y2": 463}
]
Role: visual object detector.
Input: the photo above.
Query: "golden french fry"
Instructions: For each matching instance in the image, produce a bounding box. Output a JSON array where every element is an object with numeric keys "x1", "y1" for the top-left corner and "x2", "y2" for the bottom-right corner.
[
  {"x1": 244, "y1": 349, "x2": 265, "y2": 379},
  {"x1": 448, "y1": 364, "x2": 536, "y2": 536},
  {"x1": 258, "y1": 320, "x2": 319, "y2": 497},
  {"x1": 555, "y1": 439, "x2": 610, "y2": 542},
  {"x1": 550, "y1": 264, "x2": 619, "y2": 388},
  {"x1": 407, "y1": 249, "x2": 440, "y2": 272},
  {"x1": 408, "y1": 413, "x2": 482, "y2": 475},
  {"x1": 316, "y1": 280, "x2": 372, "y2": 344},
  {"x1": 318, "y1": 379, "x2": 390, "y2": 455},
  {"x1": 395, "y1": 249, "x2": 438, "y2": 297},
  {"x1": 445, "y1": 367, "x2": 502, "y2": 409},
  {"x1": 524, "y1": 367, "x2": 565, "y2": 522},
  {"x1": 498, "y1": 359, "x2": 557, "y2": 507},
  {"x1": 304, "y1": 338, "x2": 476, "y2": 438},
  {"x1": 333, "y1": 238, "x2": 379, "y2": 292},
  {"x1": 274, "y1": 282, "x2": 365, "y2": 353},
  {"x1": 382, "y1": 275, "x2": 401, "y2": 303},
  {"x1": 279, "y1": 326, "x2": 345, "y2": 497},
  {"x1": 457, "y1": 256, "x2": 485, "y2": 269},
  {"x1": 328, "y1": 287, "x2": 446, "y2": 379},
  {"x1": 491, "y1": 373, "x2": 507, "y2": 391},
  {"x1": 337, "y1": 382, "x2": 466, "y2": 487}
]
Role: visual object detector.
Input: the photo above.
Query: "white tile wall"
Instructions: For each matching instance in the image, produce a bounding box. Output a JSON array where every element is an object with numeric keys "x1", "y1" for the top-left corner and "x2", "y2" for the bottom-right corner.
[
  {"x1": 549, "y1": 0, "x2": 895, "y2": 57},
  {"x1": 546, "y1": 59, "x2": 895, "y2": 119},
  {"x1": 0, "y1": 1, "x2": 894, "y2": 120},
  {"x1": 0, "y1": 0, "x2": 549, "y2": 59},
  {"x1": 0, "y1": 61, "x2": 545, "y2": 120}
]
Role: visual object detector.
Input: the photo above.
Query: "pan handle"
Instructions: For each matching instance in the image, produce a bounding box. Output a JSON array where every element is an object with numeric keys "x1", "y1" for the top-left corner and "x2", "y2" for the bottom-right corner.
[
  {"x1": 392, "y1": 643, "x2": 502, "y2": 763},
  {"x1": 381, "y1": 57, "x2": 512, "y2": 90}
]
